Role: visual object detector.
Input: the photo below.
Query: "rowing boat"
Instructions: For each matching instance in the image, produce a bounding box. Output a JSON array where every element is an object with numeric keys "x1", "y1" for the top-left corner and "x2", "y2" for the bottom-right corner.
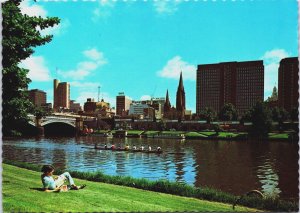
[{"x1": 83, "y1": 146, "x2": 163, "y2": 154}]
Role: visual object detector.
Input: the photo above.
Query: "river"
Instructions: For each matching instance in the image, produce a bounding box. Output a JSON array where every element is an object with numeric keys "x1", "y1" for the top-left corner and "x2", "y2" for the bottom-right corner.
[{"x1": 3, "y1": 136, "x2": 299, "y2": 200}]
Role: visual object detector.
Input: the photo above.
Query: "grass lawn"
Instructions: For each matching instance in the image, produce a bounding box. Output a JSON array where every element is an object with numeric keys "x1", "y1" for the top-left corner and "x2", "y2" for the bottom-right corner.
[
  {"x1": 216, "y1": 132, "x2": 239, "y2": 138},
  {"x1": 161, "y1": 131, "x2": 186, "y2": 135},
  {"x1": 199, "y1": 131, "x2": 217, "y2": 136},
  {"x1": 3, "y1": 164, "x2": 259, "y2": 212},
  {"x1": 268, "y1": 133, "x2": 289, "y2": 139},
  {"x1": 93, "y1": 130, "x2": 110, "y2": 134},
  {"x1": 126, "y1": 130, "x2": 144, "y2": 135},
  {"x1": 143, "y1": 131, "x2": 160, "y2": 135},
  {"x1": 185, "y1": 132, "x2": 208, "y2": 137}
]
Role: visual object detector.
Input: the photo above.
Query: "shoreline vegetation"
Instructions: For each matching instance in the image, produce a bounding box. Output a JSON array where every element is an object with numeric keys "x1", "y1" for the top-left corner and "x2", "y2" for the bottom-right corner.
[
  {"x1": 4, "y1": 160, "x2": 298, "y2": 212},
  {"x1": 92, "y1": 129, "x2": 296, "y2": 142}
]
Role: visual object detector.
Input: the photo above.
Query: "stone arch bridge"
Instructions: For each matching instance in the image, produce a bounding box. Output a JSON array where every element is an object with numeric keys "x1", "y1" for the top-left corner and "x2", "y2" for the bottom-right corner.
[{"x1": 28, "y1": 114, "x2": 94, "y2": 135}]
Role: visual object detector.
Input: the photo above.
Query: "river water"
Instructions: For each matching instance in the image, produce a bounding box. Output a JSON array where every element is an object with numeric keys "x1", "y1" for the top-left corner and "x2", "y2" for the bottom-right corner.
[{"x1": 3, "y1": 136, "x2": 299, "y2": 200}]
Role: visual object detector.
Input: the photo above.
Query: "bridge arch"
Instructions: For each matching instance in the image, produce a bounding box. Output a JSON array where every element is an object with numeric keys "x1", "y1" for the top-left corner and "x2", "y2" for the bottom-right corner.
[{"x1": 41, "y1": 120, "x2": 76, "y2": 128}]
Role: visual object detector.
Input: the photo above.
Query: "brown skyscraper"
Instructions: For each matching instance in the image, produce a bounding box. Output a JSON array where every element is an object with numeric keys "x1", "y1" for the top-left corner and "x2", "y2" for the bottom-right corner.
[
  {"x1": 116, "y1": 92, "x2": 132, "y2": 116},
  {"x1": 176, "y1": 72, "x2": 186, "y2": 118},
  {"x1": 196, "y1": 60, "x2": 264, "y2": 115},
  {"x1": 278, "y1": 57, "x2": 299, "y2": 112},
  {"x1": 53, "y1": 79, "x2": 70, "y2": 111},
  {"x1": 28, "y1": 89, "x2": 46, "y2": 107}
]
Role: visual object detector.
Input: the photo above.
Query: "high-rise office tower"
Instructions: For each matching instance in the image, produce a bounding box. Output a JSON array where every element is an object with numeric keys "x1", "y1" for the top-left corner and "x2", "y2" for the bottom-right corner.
[
  {"x1": 196, "y1": 60, "x2": 264, "y2": 115},
  {"x1": 116, "y1": 92, "x2": 132, "y2": 116},
  {"x1": 53, "y1": 79, "x2": 70, "y2": 111},
  {"x1": 278, "y1": 57, "x2": 299, "y2": 112},
  {"x1": 28, "y1": 89, "x2": 46, "y2": 107}
]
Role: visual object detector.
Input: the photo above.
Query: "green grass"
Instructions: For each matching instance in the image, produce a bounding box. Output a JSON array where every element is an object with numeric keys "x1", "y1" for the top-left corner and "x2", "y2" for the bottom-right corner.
[
  {"x1": 268, "y1": 133, "x2": 289, "y2": 139},
  {"x1": 216, "y1": 132, "x2": 239, "y2": 138},
  {"x1": 127, "y1": 130, "x2": 144, "y2": 135},
  {"x1": 185, "y1": 132, "x2": 208, "y2": 137},
  {"x1": 4, "y1": 160, "x2": 298, "y2": 212},
  {"x1": 160, "y1": 131, "x2": 185, "y2": 135},
  {"x1": 93, "y1": 130, "x2": 111, "y2": 134},
  {"x1": 199, "y1": 131, "x2": 217, "y2": 136},
  {"x1": 143, "y1": 131, "x2": 160, "y2": 135},
  {"x1": 3, "y1": 164, "x2": 258, "y2": 212}
]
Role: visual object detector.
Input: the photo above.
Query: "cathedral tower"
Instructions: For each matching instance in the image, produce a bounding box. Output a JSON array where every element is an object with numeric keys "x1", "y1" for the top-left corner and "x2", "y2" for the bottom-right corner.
[{"x1": 176, "y1": 72, "x2": 186, "y2": 119}]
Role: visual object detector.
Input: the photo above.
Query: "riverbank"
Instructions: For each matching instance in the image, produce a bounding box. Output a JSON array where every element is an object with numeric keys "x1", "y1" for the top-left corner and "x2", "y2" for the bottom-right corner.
[
  {"x1": 3, "y1": 160, "x2": 298, "y2": 212},
  {"x1": 93, "y1": 130, "x2": 297, "y2": 142},
  {"x1": 3, "y1": 163, "x2": 258, "y2": 212}
]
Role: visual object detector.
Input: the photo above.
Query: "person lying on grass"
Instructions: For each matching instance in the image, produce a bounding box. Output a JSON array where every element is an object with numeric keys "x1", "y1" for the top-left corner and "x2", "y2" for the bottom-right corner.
[{"x1": 41, "y1": 165, "x2": 86, "y2": 192}]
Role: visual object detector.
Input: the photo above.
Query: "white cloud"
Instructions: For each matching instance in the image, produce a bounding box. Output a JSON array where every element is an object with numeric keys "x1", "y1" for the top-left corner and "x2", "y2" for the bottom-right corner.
[
  {"x1": 261, "y1": 49, "x2": 290, "y2": 97},
  {"x1": 20, "y1": 56, "x2": 52, "y2": 81},
  {"x1": 140, "y1": 95, "x2": 151, "y2": 100},
  {"x1": 83, "y1": 48, "x2": 106, "y2": 63},
  {"x1": 20, "y1": 0, "x2": 47, "y2": 17},
  {"x1": 92, "y1": 1, "x2": 115, "y2": 22},
  {"x1": 153, "y1": 1, "x2": 181, "y2": 14},
  {"x1": 157, "y1": 56, "x2": 196, "y2": 80},
  {"x1": 58, "y1": 48, "x2": 107, "y2": 80}
]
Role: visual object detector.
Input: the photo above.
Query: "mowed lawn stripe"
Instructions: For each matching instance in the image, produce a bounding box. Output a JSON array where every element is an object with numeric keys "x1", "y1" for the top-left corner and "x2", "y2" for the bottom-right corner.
[{"x1": 3, "y1": 164, "x2": 259, "y2": 212}]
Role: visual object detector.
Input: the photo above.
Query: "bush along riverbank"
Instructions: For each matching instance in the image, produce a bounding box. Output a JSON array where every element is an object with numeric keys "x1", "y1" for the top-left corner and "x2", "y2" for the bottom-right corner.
[{"x1": 4, "y1": 160, "x2": 298, "y2": 212}]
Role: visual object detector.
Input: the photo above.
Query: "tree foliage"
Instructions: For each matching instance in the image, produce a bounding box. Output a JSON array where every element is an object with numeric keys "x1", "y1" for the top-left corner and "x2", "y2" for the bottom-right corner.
[
  {"x1": 200, "y1": 107, "x2": 217, "y2": 124},
  {"x1": 2, "y1": 0, "x2": 60, "y2": 136},
  {"x1": 248, "y1": 101, "x2": 272, "y2": 138},
  {"x1": 219, "y1": 103, "x2": 238, "y2": 121}
]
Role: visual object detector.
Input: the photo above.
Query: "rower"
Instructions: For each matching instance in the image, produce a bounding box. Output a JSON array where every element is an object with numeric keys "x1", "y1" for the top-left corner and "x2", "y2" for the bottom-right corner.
[
  {"x1": 111, "y1": 144, "x2": 115, "y2": 150},
  {"x1": 140, "y1": 145, "x2": 144, "y2": 151},
  {"x1": 148, "y1": 145, "x2": 152, "y2": 151},
  {"x1": 125, "y1": 144, "x2": 130, "y2": 150},
  {"x1": 104, "y1": 144, "x2": 107, "y2": 150},
  {"x1": 133, "y1": 145, "x2": 137, "y2": 150},
  {"x1": 157, "y1": 146, "x2": 161, "y2": 152},
  {"x1": 94, "y1": 143, "x2": 97, "y2": 149}
]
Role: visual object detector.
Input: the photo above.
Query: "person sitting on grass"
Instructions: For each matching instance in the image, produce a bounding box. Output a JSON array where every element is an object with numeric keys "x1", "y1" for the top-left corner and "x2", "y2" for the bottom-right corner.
[{"x1": 41, "y1": 165, "x2": 86, "y2": 192}]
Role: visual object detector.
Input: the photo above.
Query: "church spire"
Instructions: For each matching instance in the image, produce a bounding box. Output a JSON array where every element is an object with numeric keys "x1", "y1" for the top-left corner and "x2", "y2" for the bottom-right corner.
[
  {"x1": 176, "y1": 72, "x2": 186, "y2": 120},
  {"x1": 164, "y1": 89, "x2": 171, "y2": 113}
]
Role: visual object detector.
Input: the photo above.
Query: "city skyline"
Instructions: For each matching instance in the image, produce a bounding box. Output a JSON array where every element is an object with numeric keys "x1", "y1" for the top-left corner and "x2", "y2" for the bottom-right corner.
[{"x1": 19, "y1": 0, "x2": 298, "y2": 113}]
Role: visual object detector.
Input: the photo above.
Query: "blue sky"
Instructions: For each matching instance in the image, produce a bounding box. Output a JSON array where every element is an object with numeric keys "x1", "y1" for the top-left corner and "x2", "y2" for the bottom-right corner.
[{"x1": 20, "y1": 0, "x2": 298, "y2": 113}]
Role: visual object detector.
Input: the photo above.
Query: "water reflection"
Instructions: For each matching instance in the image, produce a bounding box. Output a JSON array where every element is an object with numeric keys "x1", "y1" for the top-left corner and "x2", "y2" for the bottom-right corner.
[{"x1": 2, "y1": 136, "x2": 298, "y2": 200}]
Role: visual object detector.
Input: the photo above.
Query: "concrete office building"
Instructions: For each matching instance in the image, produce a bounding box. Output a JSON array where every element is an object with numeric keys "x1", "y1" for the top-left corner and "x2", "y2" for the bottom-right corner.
[
  {"x1": 116, "y1": 92, "x2": 132, "y2": 116},
  {"x1": 53, "y1": 79, "x2": 70, "y2": 111},
  {"x1": 28, "y1": 89, "x2": 46, "y2": 107},
  {"x1": 196, "y1": 60, "x2": 264, "y2": 115},
  {"x1": 278, "y1": 57, "x2": 299, "y2": 112}
]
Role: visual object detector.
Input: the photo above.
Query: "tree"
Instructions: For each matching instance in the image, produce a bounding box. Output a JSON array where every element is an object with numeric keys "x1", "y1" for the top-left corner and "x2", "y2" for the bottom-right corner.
[
  {"x1": 200, "y1": 107, "x2": 217, "y2": 124},
  {"x1": 219, "y1": 103, "x2": 238, "y2": 121},
  {"x1": 271, "y1": 107, "x2": 289, "y2": 132},
  {"x1": 249, "y1": 101, "x2": 272, "y2": 138},
  {"x1": 213, "y1": 124, "x2": 222, "y2": 135},
  {"x1": 158, "y1": 119, "x2": 166, "y2": 131},
  {"x1": 2, "y1": 0, "x2": 60, "y2": 136},
  {"x1": 290, "y1": 107, "x2": 299, "y2": 123},
  {"x1": 240, "y1": 109, "x2": 252, "y2": 125}
]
